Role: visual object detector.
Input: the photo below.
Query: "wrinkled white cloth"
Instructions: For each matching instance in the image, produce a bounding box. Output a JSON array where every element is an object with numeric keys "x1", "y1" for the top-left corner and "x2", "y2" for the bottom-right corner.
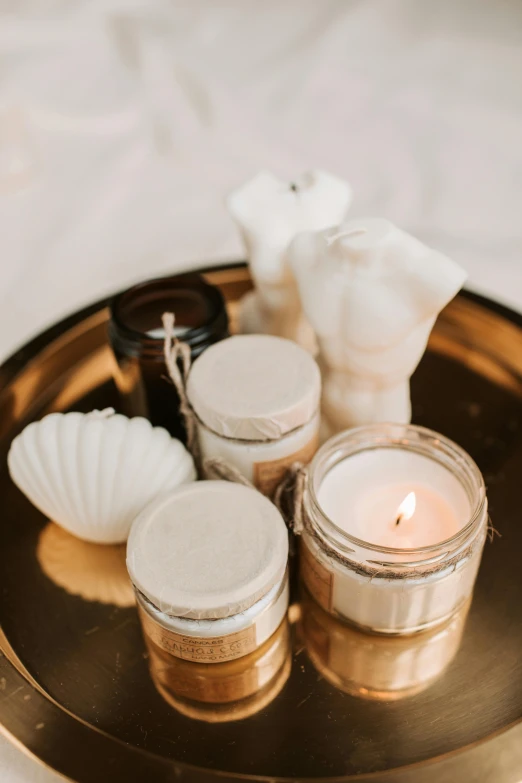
[
  {"x1": 0, "y1": 0, "x2": 522, "y2": 364},
  {"x1": 1, "y1": 1, "x2": 522, "y2": 780}
]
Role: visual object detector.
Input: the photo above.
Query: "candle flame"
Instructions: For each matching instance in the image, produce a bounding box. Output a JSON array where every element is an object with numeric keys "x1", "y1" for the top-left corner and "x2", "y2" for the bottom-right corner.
[{"x1": 396, "y1": 492, "x2": 416, "y2": 524}]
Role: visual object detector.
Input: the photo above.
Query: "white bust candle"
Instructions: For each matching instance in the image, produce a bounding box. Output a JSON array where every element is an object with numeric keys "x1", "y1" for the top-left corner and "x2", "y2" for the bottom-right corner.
[
  {"x1": 289, "y1": 219, "x2": 467, "y2": 432},
  {"x1": 300, "y1": 424, "x2": 488, "y2": 635},
  {"x1": 227, "y1": 170, "x2": 352, "y2": 347}
]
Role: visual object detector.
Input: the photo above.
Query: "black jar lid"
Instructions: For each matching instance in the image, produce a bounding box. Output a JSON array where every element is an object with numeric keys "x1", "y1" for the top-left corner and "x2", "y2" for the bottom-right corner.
[{"x1": 109, "y1": 273, "x2": 229, "y2": 359}]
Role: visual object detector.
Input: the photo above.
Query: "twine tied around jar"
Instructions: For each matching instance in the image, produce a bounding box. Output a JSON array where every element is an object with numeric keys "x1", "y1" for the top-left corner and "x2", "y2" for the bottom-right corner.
[
  {"x1": 206, "y1": 456, "x2": 307, "y2": 541},
  {"x1": 162, "y1": 311, "x2": 308, "y2": 534},
  {"x1": 205, "y1": 455, "x2": 308, "y2": 541},
  {"x1": 203, "y1": 457, "x2": 254, "y2": 488},
  {"x1": 273, "y1": 462, "x2": 307, "y2": 536},
  {"x1": 162, "y1": 312, "x2": 201, "y2": 468}
]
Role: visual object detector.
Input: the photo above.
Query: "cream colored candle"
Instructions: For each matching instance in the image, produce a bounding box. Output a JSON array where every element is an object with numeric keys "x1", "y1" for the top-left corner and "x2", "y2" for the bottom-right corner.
[
  {"x1": 227, "y1": 169, "x2": 351, "y2": 347},
  {"x1": 289, "y1": 219, "x2": 467, "y2": 432}
]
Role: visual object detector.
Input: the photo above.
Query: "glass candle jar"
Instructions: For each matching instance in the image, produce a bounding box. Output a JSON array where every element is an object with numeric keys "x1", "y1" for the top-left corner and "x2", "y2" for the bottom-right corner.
[
  {"x1": 147, "y1": 617, "x2": 291, "y2": 722},
  {"x1": 127, "y1": 481, "x2": 289, "y2": 663},
  {"x1": 300, "y1": 587, "x2": 469, "y2": 701},
  {"x1": 109, "y1": 273, "x2": 228, "y2": 442},
  {"x1": 186, "y1": 335, "x2": 321, "y2": 496},
  {"x1": 301, "y1": 424, "x2": 488, "y2": 635}
]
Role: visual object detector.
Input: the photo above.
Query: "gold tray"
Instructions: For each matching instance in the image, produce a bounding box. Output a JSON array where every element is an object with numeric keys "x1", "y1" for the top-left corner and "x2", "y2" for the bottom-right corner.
[{"x1": 1, "y1": 263, "x2": 522, "y2": 782}]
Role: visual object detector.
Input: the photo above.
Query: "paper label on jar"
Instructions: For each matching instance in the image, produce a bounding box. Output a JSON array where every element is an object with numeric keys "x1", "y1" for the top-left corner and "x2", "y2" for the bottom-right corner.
[
  {"x1": 300, "y1": 538, "x2": 333, "y2": 613},
  {"x1": 253, "y1": 433, "x2": 319, "y2": 497},
  {"x1": 139, "y1": 608, "x2": 257, "y2": 662}
]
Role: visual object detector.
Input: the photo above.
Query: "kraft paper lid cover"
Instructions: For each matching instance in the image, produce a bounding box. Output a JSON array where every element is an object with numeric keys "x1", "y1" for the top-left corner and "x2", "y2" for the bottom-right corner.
[
  {"x1": 186, "y1": 335, "x2": 321, "y2": 441},
  {"x1": 127, "y1": 481, "x2": 289, "y2": 619}
]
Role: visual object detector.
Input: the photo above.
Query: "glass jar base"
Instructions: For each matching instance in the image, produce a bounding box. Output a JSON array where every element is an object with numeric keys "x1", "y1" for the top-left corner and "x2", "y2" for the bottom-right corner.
[
  {"x1": 328, "y1": 594, "x2": 472, "y2": 637},
  {"x1": 300, "y1": 587, "x2": 471, "y2": 701}
]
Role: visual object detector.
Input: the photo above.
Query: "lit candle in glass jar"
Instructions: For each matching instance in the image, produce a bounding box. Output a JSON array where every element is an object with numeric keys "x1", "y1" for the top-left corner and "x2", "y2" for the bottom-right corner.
[
  {"x1": 300, "y1": 424, "x2": 488, "y2": 634},
  {"x1": 317, "y1": 447, "x2": 470, "y2": 551}
]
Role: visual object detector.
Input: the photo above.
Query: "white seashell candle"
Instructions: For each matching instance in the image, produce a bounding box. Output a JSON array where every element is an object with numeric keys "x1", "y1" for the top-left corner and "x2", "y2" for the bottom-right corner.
[
  {"x1": 8, "y1": 409, "x2": 196, "y2": 544},
  {"x1": 289, "y1": 219, "x2": 467, "y2": 432},
  {"x1": 227, "y1": 170, "x2": 352, "y2": 348}
]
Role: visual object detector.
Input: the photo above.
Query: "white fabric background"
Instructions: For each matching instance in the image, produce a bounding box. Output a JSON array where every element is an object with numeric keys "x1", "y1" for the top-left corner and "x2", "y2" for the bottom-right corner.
[{"x1": 1, "y1": 1, "x2": 521, "y2": 780}]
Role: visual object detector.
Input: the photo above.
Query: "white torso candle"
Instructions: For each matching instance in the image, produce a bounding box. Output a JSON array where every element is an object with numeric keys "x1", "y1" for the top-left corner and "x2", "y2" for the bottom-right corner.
[
  {"x1": 289, "y1": 219, "x2": 467, "y2": 432},
  {"x1": 227, "y1": 170, "x2": 352, "y2": 348}
]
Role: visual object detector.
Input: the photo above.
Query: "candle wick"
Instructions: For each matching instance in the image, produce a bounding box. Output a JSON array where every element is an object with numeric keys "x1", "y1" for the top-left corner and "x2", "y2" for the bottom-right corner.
[
  {"x1": 290, "y1": 182, "x2": 298, "y2": 193},
  {"x1": 395, "y1": 514, "x2": 402, "y2": 526}
]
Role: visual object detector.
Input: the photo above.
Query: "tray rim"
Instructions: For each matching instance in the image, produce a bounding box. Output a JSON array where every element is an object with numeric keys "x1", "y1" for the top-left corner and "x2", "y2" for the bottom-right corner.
[
  {"x1": 0, "y1": 261, "x2": 248, "y2": 388},
  {"x1": 1, "y1": 260, "x2": 522, "y2": 783},
  {"x1": 2, "y1": 261, "x2": 521, "y2": 391}
]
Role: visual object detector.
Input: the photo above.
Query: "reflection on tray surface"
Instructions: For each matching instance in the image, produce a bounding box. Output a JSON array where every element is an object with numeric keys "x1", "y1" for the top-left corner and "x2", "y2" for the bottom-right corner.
[
  {"x1": 37, "y1": 521, "x2": 135, "y2": 607},
  {"x1": 33, "y1": 519, "x2": 470, "y2": 708},
  {"x1": 146, "y1": 618, "x2": 292, "y2": 722},
  {"x1": 299, "y1": 588, "x2": 469, "y2": 700}
]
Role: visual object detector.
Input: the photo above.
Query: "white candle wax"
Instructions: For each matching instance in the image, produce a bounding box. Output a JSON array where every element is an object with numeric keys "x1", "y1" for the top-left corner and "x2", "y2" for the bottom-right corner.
[
  {"x1": 317, "y1": 449, "x2": 470, "y2": 551},
  {"x1": 289, "y1": 218, "x2": 467, "y2": 430},
  {"x1": 227, "y1": 169, "x2": 352, "y2": 347},
  {"x1": 146, "y1": 325, "x2": 188, "y2": 339}
]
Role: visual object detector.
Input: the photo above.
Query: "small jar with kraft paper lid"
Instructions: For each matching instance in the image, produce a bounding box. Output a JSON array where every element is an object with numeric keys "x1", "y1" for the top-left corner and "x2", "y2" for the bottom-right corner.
[
  {"x1": 127, "y1": 481, "x2": 289, "y2": 664},
  {"x1": 186, "y1": 335, "x2": 321, "y2": 496}
]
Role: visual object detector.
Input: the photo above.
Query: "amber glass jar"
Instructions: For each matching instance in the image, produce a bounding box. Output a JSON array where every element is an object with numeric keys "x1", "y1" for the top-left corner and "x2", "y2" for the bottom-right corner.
[{"x1": 108, "y1": 273, "x2": 229, "y2": 441}]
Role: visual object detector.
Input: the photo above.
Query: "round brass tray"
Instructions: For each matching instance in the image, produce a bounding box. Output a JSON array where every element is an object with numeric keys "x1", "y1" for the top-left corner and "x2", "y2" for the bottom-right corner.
[{"x1": 1, "y1": 263, "x2": 522, "y2": 783}]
